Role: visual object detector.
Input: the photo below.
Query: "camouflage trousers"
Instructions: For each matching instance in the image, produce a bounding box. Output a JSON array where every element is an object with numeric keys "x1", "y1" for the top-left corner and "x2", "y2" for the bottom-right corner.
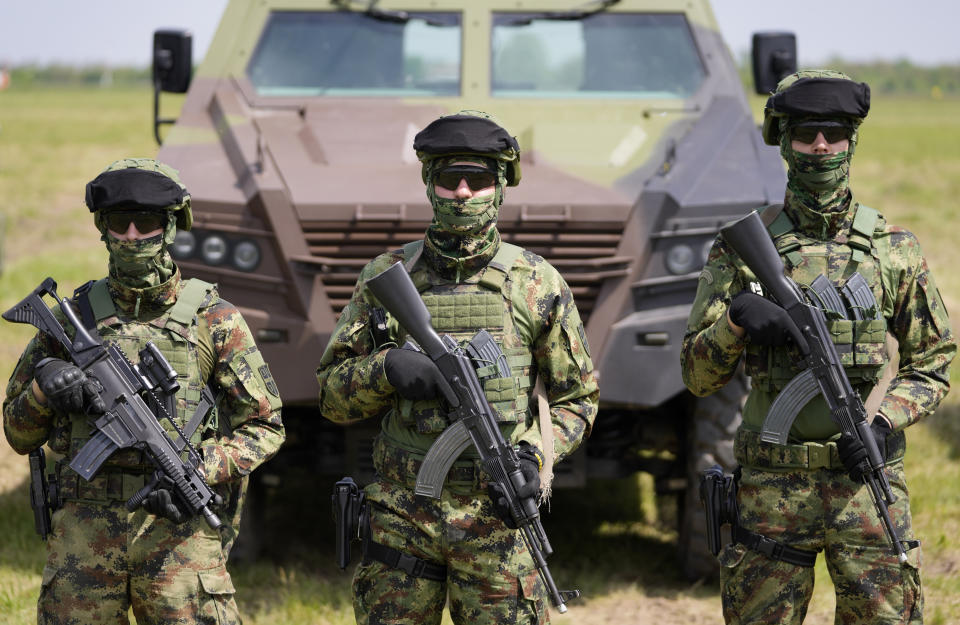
[
  {"x1": 38, "y1": 500, "x2": 240, "y2": 625},
  {"x1": 353, "y1": 478, "x2": 548, "y2": 625},
  {"x1": 718, "y1": 461, "x2": 922, "y2": 624}
]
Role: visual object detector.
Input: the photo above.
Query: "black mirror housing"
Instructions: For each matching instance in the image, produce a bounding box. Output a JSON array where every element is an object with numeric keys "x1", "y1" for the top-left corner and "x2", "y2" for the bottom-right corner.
[
  {"x1": 153, "y1": 29, "x2": 193, "y2": 94},
  {"x1": 751, "y1": 32, "x2": 796, "y2": 95}
]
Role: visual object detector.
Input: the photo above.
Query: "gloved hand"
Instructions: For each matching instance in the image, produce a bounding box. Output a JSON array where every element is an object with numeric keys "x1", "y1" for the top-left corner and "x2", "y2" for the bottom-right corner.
[
  {"x1": 142, "y1": 477, "x2": 193, "y2": 524},
  {"x1": 34, "y1": 358, "x2": 105, "y2": 415},
  {"x1": 384, "y1": 348, "x2": 457, "y2": 403},
  {"x1": 837, "y1": 418, "x2": 893, "y2": 482},
  {"x1": 728, "y1": 291, "x2": 809, "y2": 352},
  {"x1": 487, "y1": 443, "x2": 543, "y2": 530}
]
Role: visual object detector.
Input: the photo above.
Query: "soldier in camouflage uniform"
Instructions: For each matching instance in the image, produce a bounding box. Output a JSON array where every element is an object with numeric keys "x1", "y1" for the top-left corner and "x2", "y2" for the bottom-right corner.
[
  {"x1": 3, "y1": 158, "x2": 285, "y2": 624},
  {"x1": 317, "y1": 112, "x2": 598, "y2": 624},
  {"x1": 682, "y1": 70, "x2": 956, "y2": 624}
]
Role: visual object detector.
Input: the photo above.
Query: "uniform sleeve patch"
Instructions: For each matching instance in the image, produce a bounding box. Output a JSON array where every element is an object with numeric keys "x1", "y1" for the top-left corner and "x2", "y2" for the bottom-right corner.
[{"x1": 259, "y1": 364, "x2": 280, "y2": 398}]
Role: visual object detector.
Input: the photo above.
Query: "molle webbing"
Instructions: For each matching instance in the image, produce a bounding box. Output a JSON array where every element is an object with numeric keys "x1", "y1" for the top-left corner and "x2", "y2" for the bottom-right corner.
[
  {"x1": 64, "y1": 277, "x2": 217, "y2": 494},
  {"x1": 748, "y1": 204, "x2": 888, "y2": 390},
  {"x1": 398, "y1": 240, "x2": 534, "y2": 432}
]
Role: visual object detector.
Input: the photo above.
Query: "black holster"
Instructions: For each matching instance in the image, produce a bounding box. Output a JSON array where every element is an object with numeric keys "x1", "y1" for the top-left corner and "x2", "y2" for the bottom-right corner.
[
  {"x1": 28, "y1": 448, "x2": 60, "y2": 540},
  {"x1": 699, "y1": 464, "x2": 817, "y2": 568},
  {"x1": 699, "y1": 464, "x2": 737, "y2": 557},
  {"x1": 332, "y1": 476, "x2": 366, "y2": 570}
]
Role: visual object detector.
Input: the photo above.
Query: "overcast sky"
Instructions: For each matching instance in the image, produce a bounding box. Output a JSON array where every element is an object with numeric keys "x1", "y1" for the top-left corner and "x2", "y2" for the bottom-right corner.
[{"x1": 1, "y1": 1, "x2": 957, "y2": 68}]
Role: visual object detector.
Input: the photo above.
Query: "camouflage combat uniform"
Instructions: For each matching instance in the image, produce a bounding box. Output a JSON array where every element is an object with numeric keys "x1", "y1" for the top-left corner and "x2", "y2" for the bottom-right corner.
[
  {"x1": 682, "y1": 72, "x2": 956, "y2": 624},
  {"x1": 317, "y1": 114, "x2": 598, "y2": 625},
  {"x1": 3, "y1": 159, "x2": 285, "y2": 624}
]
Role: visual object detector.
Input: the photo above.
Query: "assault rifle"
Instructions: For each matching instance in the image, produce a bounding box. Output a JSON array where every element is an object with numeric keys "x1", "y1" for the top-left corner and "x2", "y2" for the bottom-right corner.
[
  {"x1": 3, "y1": 278, "x2": 223, "y2": 530},
  {"x1": 365, "y1": 262, "x2": 579, "y2": 613},
  {"x1": 720, "y1": 212, "x2": 909, "y2": 563}
]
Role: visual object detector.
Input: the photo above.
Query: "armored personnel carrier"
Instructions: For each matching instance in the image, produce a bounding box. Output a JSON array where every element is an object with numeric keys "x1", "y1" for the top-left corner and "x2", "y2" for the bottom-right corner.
[{"x1": 152, "y1": 0, "x2": 795, "y2": 578}]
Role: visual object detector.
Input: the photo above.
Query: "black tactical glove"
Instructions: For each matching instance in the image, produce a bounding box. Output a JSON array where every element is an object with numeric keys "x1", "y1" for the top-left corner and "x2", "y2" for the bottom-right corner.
[
  {"x1": 487, "y1": 443, "x2": 543, "y2": 530},
  {"x1": 837, "y1": 418, "x2": 893, "y2": 482},
  {"x1": 142, "y1": 477, "x2": 193, "y2": 524},
  {"x1": 729, "y1": 291, "x2": 809, "y2": 351},
  {"x1": 384, "y1": 348, "x2": 457, "y2": 403},
  {"x1": 34, "y1": 358, "x2": 106, "y2": 415}
]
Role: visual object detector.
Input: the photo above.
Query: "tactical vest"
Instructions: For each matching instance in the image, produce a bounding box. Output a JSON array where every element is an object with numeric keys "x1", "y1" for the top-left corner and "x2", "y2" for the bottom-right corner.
[
  {"x1": 393, "y1": 241, "x2": 537, "y2": 435},
  {"x1": 744, "y1": 203, "x2": 890, "y2": 393},
  {"x1": 66, "y1": 278, "x2": 218, "y2": 473}
]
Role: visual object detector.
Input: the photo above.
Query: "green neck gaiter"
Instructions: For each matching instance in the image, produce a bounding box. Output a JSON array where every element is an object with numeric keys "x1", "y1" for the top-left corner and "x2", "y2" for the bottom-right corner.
[
  {"x1": 785, "y1": 151, "x2": 851, "y2": 223},
  {"x1": 106, "y1": 234, "x2": 175, "y2": 291},
  {"x1": 423, "y1": 157, "x2": 504, "y2": 281}
]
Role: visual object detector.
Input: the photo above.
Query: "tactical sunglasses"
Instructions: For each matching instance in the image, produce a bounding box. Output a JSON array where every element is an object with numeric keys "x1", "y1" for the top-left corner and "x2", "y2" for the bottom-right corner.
[
  {"x1": 433, "y1": 166, "x2": 497, "y2": 192},
  {"x1": 790, "y1": 125, "x2": 851, "y2": 145},
  {"x1": 104, "y1": 210, "x2": 166, "y2": 234}
]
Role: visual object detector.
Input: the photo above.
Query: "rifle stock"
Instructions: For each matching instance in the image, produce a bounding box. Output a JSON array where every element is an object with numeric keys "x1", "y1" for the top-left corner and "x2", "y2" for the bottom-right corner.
[
  {"x1": 365, "y1": 262, "x2": 447, "y2": 360},
  {"x1": 720, "y1": 211, "x2": 804, "y2": 308}
]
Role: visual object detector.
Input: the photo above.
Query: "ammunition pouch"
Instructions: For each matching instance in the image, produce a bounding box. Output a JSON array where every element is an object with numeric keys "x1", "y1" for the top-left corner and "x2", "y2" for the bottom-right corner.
[{"x1": 699, "y1": 464, "x2": 817, "y2": 568}]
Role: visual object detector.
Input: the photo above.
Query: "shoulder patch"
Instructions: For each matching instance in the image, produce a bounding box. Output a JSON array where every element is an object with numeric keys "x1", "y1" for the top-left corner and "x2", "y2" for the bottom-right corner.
[{"x1": 699, "y1": 267, "x2": 714, "y2": 285}]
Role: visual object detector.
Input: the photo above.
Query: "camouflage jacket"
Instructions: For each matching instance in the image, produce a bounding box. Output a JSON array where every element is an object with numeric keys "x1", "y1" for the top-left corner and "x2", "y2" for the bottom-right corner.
[
  {"x1": 316, "y1": 243, "x2": 598, "y2": 462},
  {"x1": 682, "y1": 199, "x2": 955, "y2": 437},
  {"x1": 2, "y1": 269, "x2": 285, "y2": 485}
]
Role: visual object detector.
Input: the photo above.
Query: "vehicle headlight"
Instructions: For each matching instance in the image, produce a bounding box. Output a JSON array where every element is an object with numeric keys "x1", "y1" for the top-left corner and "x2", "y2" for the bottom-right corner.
[
  {"x1": 665, "y1": 243, "x2": 695, "y2": 275},
  {"x1": 232, "y1": 240, "x2": 261, "y2": 272},
  {"x1": 201, "y1": 235, "x2": 228, "y2": 265},
  {"x1": 170, "y1": 231, "x2": 196, "y2": 259}
]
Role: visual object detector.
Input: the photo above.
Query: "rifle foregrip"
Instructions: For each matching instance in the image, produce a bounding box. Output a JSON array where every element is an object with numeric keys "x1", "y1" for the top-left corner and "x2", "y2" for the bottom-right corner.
[{"x1": 720, "y1": 212, "x2": 800, "y2": 307}]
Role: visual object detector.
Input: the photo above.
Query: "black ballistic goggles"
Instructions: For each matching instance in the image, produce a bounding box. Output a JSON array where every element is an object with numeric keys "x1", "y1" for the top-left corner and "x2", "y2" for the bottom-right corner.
[
  {"x1": 433, "y1": 166, "x2": 497, "y2": 192},
  {"x1": 104, "y1": 210, "x2": 167, "y2": 234},
  {"x1": 790, "y1": 125, "x2": 852, "y2": 144}
]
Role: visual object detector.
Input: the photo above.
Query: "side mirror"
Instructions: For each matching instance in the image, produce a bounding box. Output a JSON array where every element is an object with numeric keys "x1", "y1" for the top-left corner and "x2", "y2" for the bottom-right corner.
[
  {"x1": 152, "y1": 29, "x2": 192, "y2": 144},
  {"x1": 751, "y1": 32, "x2": 796, "y2": 95}
]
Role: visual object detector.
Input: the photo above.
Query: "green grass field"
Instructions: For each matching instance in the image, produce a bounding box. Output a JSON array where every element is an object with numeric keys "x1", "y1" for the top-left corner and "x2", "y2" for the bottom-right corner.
[{"x1": 0, "y1": 87, "x2": 958, "y2": 624}]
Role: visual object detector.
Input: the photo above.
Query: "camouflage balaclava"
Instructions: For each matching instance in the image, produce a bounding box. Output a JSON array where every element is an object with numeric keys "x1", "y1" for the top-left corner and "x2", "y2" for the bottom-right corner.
[
  {"x1": 85, "y1": 158, "x2": 191, "y2": 313},
  {"x1": 762, "y1": 70, "x2": 870, "y2": 227},
  {"x1": 413, "y1": 111, "x2": 521, "y2": 280}
]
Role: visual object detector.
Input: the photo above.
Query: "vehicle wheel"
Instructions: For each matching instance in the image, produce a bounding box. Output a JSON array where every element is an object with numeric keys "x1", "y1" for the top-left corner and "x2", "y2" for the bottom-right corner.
[{"x1": 677, "y1": 365, "x2": 748, "y2": 581}]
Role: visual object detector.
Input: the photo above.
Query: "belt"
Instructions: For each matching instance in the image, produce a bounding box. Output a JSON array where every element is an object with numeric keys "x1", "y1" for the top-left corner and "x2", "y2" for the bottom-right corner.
[
  {"x1": 735, "y1": 428, "x2": 906, "y2": 471},
  {"x1": 372, "y1": 434, "x2": 487, "y2": 492}
]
